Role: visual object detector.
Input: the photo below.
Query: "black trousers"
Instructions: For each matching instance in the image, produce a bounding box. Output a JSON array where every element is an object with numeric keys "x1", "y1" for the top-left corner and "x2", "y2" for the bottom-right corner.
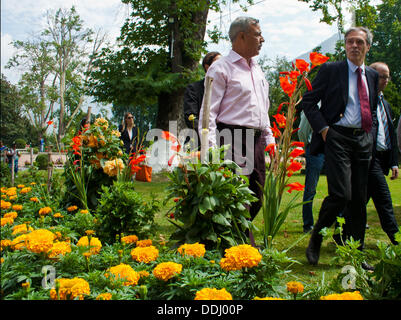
[
  {"x1": 313, "y1": 126, "x2": 373, "y2": 247},
  {"x1": 216, "y1": 123, "x2": 266, "y2": 221},
  {"x1": 366, "y1": 151, "x2": 399, "y2": 244}
]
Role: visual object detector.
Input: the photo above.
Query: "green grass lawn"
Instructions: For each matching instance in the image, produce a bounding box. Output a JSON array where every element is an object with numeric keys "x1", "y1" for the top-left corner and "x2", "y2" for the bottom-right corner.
[{"x1": 135, "y1": 171, "x2": 401, "y2": 285}]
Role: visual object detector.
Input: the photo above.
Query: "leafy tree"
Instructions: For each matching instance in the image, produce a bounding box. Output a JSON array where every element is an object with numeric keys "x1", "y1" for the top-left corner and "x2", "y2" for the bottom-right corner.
[
  {"x1": 0, "y1": 75, "x2": 36, "y2": 146},
  {"x1": 88, "y1": 0, "x2": 252, "y2": 131}
]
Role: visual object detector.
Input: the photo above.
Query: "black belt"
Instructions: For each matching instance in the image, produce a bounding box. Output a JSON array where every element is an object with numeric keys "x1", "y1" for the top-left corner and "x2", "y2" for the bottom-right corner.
[
  {"x1": 332, "y1": 125, "x2": 365, "y2": 136},
  {"x1": 216, "y1": 123, "x2": 263, "y2": 138}
]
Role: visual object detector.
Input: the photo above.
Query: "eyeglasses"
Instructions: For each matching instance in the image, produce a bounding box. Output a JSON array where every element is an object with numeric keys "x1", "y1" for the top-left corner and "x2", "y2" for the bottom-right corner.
[{"x1": 379, "y1": 75, "x2": 391, "y2": 81}]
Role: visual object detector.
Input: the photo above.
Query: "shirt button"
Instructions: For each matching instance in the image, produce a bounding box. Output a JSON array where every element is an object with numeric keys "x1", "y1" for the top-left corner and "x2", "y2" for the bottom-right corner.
[{"x1": 340, "y1": 113, "x2": 343, "y2": 118}]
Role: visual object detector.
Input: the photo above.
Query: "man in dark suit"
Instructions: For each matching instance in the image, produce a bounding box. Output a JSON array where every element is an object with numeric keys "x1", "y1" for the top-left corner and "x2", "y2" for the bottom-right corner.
[
  {"x1": 183, "y1": 51, "x2": 221, "y2": 147},
  {"x1": 302, "y1": 27, "x2": 379, "y2": 267},
  {"x1": 366, "y1": 62, "x2": 399, "y2": 245}
]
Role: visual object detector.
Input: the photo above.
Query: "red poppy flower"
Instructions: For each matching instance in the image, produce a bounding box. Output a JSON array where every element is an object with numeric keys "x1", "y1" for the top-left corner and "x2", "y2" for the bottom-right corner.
[
  {"x1": 161, "y1": 131, "x2": 178, "y2": 143},
  {"x1": 304, "y1": 78, "x2": 313, "y2": 91},
  {"x1": 273, "y1": 113, "x2": 286, "y2": 128},
  {"x1": 295, "y1": 59, "x2": 310, "y2": 73},
  {"x1": 289, "y1": 148, "x2": 305, "y2": 158},
  {"x1": 279, "y1": 76, "x2": 296, "y2": 97},
  {"x1": 287, "y1": 159, "x2": 303, "y2": 177},
  {"x1": 310, "y1": 52, "x2": 329, "y2": 67},
  {"x1": 286, "y1": 182, "x2": 305, "y2": 193},
  {"x1": 271, "y1": 122, "x2": 281, "y2": 138},
  {"x1": 290, "y1": 141, "x2": 305, "y2": 148},
  {"x1": 265, "y1": 143, "x2": 276, "y2": 157}
]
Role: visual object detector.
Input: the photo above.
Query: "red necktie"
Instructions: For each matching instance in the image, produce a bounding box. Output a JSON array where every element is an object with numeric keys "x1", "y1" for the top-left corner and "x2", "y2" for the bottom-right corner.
[{"x1": 357, "y1": 67, "x2": 372, "y2": 133}]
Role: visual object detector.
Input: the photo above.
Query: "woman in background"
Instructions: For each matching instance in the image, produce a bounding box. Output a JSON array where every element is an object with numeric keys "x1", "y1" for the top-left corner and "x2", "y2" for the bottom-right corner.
[{"x1": 119, "y1": 112, "x2": 139, "y2": 154}]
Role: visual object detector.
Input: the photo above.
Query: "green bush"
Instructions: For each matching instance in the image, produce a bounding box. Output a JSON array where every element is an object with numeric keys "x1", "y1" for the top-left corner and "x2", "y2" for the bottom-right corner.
[
  {"x1": 14, "y1": 138, "x2": 26, "y2": 149},
  {"x1": 0, "y1": 161, "x2": 11, "y2": 185},
  {"x1": 95, "y1": 181, "x2": 160, "y2": 243},
  {"x1": 164, "y1": 146, "x2": 257, "y2": 251},
  {"x1": 34, "y1": 154, "x2": 49, "y2": 170}
]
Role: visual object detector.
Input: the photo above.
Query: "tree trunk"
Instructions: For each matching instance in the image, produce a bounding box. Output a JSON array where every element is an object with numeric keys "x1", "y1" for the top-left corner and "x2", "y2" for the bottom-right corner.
[{"x1": 156, "y1": 4, "x2": 209, "y2": 132}]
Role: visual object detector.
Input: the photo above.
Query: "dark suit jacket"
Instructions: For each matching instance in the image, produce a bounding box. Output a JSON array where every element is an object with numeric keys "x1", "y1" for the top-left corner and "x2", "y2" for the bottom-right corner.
[
  {"x1": 183, "y1": 78, "x2": 205, "y2": 132},
  {"x1": 374, "y1": 97, "x2": 399, "y2": 175},
  {"x1": 119, "y1": 125, "x2": 139, "y2": 154},
  {"x1": 301, "y1": 60, "x2": 379, "y2": 155}
]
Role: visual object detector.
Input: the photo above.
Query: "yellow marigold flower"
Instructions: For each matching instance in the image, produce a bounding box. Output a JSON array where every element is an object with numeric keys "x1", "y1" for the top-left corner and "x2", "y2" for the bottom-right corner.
[
  {"x1": 1, "y1": 194, "x2": 6, "y2": 198},
  {"x1": 79, "y1": 209, "x2": 89, "y2": 214},
  {"x1": 53, "y1": 212, "x2": 63, "y2": 218},
  {"x1": 106, "y1": 263, "x2": 140, "y2": 286},
  {"x1": 103, "y1": 158, "x2": 125, "y2": 177},
  {"x1": 1, "y1": 239, "x2": 12, "y2": 251},
  {"x1": 131, "y1": 245, "x2": 159, "y2": 263},
  {"x1": 55, "y1": 277, "x2": 90, "y2": 300},
  {"x1": 194, "y1": 288, "x2": 233, "y2": 300},
  {"x1": 286, "y1": 281, "x2": 304, "y2": 295},
  {"x1": 77, "y1": 236, "x2": 102, "y2": 254},
  {"x1": 153, "y1": 262, "x2": 182, "y2": 281},
  {"x1": 138, "y1": 270, "x2": 150, "y2": 278},
  {"x1": 1, "y1": 200, "x2": 12, "y2": 210},
  {"x1": 39, "y1": 206, "x2": 52, "y2": 216},
  {"x1": 0, "y1": 257, "x2": 4, "y2": 264},
  {"x1": 22, "y1": 281, "x2": 30, "y2": 290},
  {"x1": 67, "y1": 205, "x2": 78, "y2": 212},
  {"x1": 11, "y1": 234, "x2": 27, "y2": 250},
  {"x1": 12, "y1": 204, "x2": 23, "y2": 211},
  {"x1": 96, "y1": 293, "x2": 112, "y2": 300},
  {"x1": 320, "y1": 291, "x2": 364, "y2": 300},
  {"x1": 177, "y1": 242, "x2": 206, "y2": 258},
  {"x1": 254, "y1": 297, "x2": 284, "y2": 300},
  {"x1": 30, "y1": 197, "x2": 39, "y2": 202},
  {"x1": 6, "y1": 188, "x2": 17, "y2": 197},
  {"x1": 17, "y1": 184, "x2": 25, "y2": 188},
  {"x1": 1, "y1": 217, "x2": 14, "y2": 227},
  {"x1": 20, "y1": 187, "x2": 32, "y2": 194},
  {"x1": 85, "y1": 230, "x2": 95, "y2": 235},
  {"x1": 12, "y1": 223, "x2": 33, "y2": 235},
  {"x1": 48, "y1": 241, "x2": 72, "y2": 258},
  {"x1": 1, "y1": 187, "x2": 7, "y2": 193},
  {"x1": 25, "y1": 229, "x2": 56, "y2": 254},
  {"x1": 136, "y1": 239, "x2": 152, "y2": 247},
  {"x1": 4, "y1": 211, "x2": 18, "y2": 219},
  {"x1": 50, "y1": 288, "x2": 58, "y2": 300},
  {"x1": 30, "y1": 182, "x2": 36, "y2": 186},
  {"x1": 111, "y1": 130, "x2": 121, "y2": 137},
  {"x1": 121, "y1": 234, "x2": 138, "y2": 245},
  {"x1": 219, "y1": 244, "x2": 262, "y2": 271},
  {"x1": 9, "y1": 195, "x2": 17, "y2": 201}
]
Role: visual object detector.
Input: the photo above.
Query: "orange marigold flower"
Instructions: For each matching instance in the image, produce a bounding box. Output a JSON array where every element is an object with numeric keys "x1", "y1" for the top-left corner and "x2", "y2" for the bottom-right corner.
[
  {"x1": 153, "y1": 262, "x2": 182, "y2": 281},
  {"x1": 131, "y1": 245, "x2": 159, "y2": 263},
  {"x1": 106, "y1": 263, "x2": 140, "y2": 286},
  {"x1": 67, "y1": 205, "x2": 78, "y2": 212},
  {"x1": 1, "y1": 217, "x2": 14, "y2": 227},
  {"x1": 39, "y1": 207, "x2": 52, "y2": 216},
  {"x1": 48, "y1": 241, "x2": 72, "y2": 258},
  {"x1": 30, "y1": 197, "x2": 39, "y2": 202},
  {"x1": 54, "y1": 277, "x2": 90, "y2": 300},
  {"x1": 96, "y1": 293, "x2": 112, "y2": 300},
  {"x1": 25, "y1": 229, "x2": 56, "y2": 254},
  {"x1": 4, "y1": 211, "x2": 18, "y2": 219},
  {"x1": 286, "y1": 281, "x2": 304, "y2": 294},
  {"x1": 219, "y1": 244, "x2": 262, "y2": 271},
  {"x1": 177, "y1": 243, "x2": 206, "y2": 258},
  {"x1": 121, "y1": 235, "x2": 138, "y2": 245},
  {"x1": 136, "y1": 239, "x2": 152, "y2": 247},
  {"x1": 320, "y1": 291, "x2": 363, "y2": 300},
  {"x1": 12, "y1": 204, "x2": 23, "y2": 211},
  {"x1": 77, "y1": 236, "x2": 102, "y2": 254},
  {"x1": 194, "y1": 288, "x2": 233, "y2": 300}
]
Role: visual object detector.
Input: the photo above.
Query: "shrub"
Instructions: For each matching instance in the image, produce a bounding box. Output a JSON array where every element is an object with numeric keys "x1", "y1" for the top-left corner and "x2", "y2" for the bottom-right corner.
[
  {"x1": 95, "y1": 181, "x2": 160, "y2": 243},
  {"x1": 14, "y1": 138, "x2": 26, "y2": 149},
  {"x1": 164, "y1": 146, "x2": 257, "y2": 251},
  {"x1": 0, "y1": 161, "x2": 11, "y2": 185},
  {"x1": 34, "y1": 154, "x2": 49, "y2": 170}
]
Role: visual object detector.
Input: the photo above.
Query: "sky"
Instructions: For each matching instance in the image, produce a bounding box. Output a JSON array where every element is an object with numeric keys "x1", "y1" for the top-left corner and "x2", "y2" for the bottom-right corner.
[{"x1": 1, "y1": 0, "x2": 345, "y2": 115}]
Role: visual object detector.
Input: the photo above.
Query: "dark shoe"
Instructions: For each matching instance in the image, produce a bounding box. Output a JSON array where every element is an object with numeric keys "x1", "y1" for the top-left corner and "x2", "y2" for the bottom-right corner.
[
  {"x1": 306, "y1": 231, "x2": 322, "y2": 265},
  {"x1": 361, "y1": 261, "x2": 374, "y2": 271},
  {"x1": 303, "y1": 226, "x2": 313, "y2": 234}
]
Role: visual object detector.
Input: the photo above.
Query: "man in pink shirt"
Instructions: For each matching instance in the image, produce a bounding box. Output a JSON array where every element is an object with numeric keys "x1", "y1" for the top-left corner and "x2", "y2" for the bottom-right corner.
[{"x1": 199, "y1": 16, "x2": 274, "y2": 246}]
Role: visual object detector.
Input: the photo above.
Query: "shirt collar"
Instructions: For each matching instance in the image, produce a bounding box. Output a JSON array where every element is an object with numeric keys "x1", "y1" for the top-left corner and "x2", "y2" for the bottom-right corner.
[
  {"x1": 228, "y1": 49, "x2": 256, "y2": 66},
  {"x1": 347, "y1": 58, "x2": 366, "y2": 74}
]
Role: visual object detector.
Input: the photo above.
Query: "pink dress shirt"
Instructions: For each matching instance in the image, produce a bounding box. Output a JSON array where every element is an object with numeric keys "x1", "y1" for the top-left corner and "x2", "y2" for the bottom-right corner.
[{"x1": 199, "y1": 49, "x2": 274, "y2": 147}]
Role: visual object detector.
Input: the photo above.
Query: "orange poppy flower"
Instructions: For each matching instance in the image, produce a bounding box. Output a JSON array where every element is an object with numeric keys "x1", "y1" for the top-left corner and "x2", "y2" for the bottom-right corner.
[
  {"x1": 286, "y1": 182, "x2": 305, "y2": 193},
  {"x1": 295, "y1": 59, "x2": 310, "y2": 73},
  {"x1": 310, "y1": 52, "x2": 329, "y2": 67}
]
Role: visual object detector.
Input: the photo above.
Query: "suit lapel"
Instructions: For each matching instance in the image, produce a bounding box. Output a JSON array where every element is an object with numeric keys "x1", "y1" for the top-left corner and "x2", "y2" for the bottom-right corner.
[
  {"x1": 340, "y1": 61, "x2": 349, "y2": 106},
  {"x1": 365, "y1": 67, "x2": 377, "y2": 110}
]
